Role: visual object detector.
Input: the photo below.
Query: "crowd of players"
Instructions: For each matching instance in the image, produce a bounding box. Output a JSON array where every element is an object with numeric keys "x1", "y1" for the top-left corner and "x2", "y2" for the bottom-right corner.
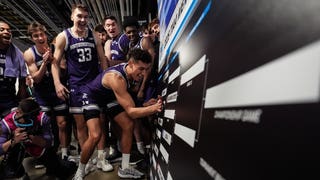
[{"x1": 0, "y1": 3, "x2": 161, "y2": 180}]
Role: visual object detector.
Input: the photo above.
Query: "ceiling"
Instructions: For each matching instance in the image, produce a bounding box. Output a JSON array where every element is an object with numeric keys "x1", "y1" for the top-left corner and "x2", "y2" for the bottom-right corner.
[{"x1": 0, "y1": 0, "x2": 158, "y2": 51}]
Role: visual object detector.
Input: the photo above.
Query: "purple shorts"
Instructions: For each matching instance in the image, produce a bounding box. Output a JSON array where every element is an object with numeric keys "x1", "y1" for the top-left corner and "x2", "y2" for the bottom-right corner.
[{"x1": 69, "y1": 85, "x2": 84, "y2": 114}]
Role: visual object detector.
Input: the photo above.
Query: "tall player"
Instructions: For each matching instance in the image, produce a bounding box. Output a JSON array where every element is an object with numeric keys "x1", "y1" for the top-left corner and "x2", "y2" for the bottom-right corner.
[{"x1": 51, "y1": 4, "x2": 112, "y2": 180}]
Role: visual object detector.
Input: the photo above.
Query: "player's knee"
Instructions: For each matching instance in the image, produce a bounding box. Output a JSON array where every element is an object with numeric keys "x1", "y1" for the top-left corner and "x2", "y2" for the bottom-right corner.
[
  {"x1": 122, "y1": 119, "x2": 134, "y2": 132},
  {"x1": 91, "y1": 130, "x2": 102, "y2": 142},
  {"x1": 57, "y1": 120, "x2": 67, "y2": 129}
]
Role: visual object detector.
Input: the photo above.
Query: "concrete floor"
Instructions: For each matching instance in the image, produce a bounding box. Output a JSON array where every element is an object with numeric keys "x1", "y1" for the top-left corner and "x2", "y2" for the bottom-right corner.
[
  {"x1": 23, "y1": 156, "x2": 121, "y2": 180},
  {"x1": 20, "y1": 149, "x2": 149, "y2": 180},
  {"x1": 22, "y1": 154, "x2": 149, "y2": 180}
]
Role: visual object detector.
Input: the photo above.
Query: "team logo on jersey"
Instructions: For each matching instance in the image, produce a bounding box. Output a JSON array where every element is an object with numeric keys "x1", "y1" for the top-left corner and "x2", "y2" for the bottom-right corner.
[{"x1": 82, "y1": 93, "x2": 88, "y2": 99}]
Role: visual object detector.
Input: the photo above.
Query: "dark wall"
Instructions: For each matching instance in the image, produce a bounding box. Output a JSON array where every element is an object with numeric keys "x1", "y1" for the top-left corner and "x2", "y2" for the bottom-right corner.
[{"x1": 150, "y1": 0, "x2": 320, "y2": 180}]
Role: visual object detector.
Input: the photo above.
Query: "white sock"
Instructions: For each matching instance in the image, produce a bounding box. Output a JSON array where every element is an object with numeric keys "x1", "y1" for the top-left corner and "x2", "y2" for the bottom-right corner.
[
  {"x1": 136, "y1": 142, "x2": 145, "y2": 154},
  {"x1": 77, "y1": 162, "x2": 86, "y2": 176},
  {"x1": 97, "y1": 149, "x2": 104, "y2": 159},
  {"x1": 61, "y1": 147, "x2": 68, "y2": 158},
  {"x1": 121, "y1": 153, "x2": 130, "y2": 169}
]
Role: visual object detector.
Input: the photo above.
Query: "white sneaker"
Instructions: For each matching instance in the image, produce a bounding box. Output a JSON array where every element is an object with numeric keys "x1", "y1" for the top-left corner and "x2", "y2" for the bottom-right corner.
[
  {"x1": 72, "y1": 170, "x2": 84, "y2": 180},
  {"x1": 84, "y1": 160, "x2": 96, "y2": 175},
  {"x1": 91, "y1": 157, "x2": 97, "y2": 165},
  {"x1": 118, "y1": 166, "x2": 144, "y2": 179},
  {"x1": 97, "y1": 158, "x2": 114, "y2": 172}
]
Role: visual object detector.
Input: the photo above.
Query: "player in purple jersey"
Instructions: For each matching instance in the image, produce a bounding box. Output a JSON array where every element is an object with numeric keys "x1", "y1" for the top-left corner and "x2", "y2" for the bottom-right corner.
[
  {"x1": 123, "y1": 16, "x2": 155, "y2": 100},
  {"x1": 23, "y1": 21, "x2": 70, "y2": 159},
  {"x1": 104, "y1": 15, "x2": 130, "y2": 66},
  {"x1": 0, "y1": 21, "x2": 28, "y2": 117},
  {"x1": 104, "y1": 15, "x2": 140, "y2": 162},
  {"x1": 81, "y1": 49, "x2": 162, "y2": 179},
  {"x1": 123, "y1": 16, "x2": 156, "y2": 155},
  {"x1": 51, "y1": 4, "x2": 111, "y2": 180}
]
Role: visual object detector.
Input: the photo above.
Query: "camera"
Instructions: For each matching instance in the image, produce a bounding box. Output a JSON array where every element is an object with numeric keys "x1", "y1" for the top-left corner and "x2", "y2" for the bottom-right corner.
[
  {"x1": 24, "y1": 125, "x2": 36, "y2": 135},
  {"x1": 14, "y1": 116, "x2": 39, "y2": 136}
]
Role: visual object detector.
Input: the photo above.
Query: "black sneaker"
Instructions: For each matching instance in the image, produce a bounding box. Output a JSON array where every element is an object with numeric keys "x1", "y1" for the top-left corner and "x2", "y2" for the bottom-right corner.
[
  {"x1": 69, "y1": 144, "x2": 77, "y2": 151},
  {"x1": 106, "y1": 146, "x2": 122, "y2": 163},
  {"x1": 34, "y1": 159, "x2": 45, "y2": 169},
  {"x1": 129, "y1": 152, "x2": 145, "y2": 165},
  {"x1": 54, "y1": 158, "x2": 77, "y2": 179},
  {"x1": 62, "y1": 155, "x2": 68, "y2": 161}
]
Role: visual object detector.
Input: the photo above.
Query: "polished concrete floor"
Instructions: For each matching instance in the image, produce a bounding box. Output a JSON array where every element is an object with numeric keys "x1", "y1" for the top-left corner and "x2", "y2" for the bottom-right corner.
[
  {"x1": 22, "y1": 150, "x2": 149, "y2": 180},
  {"x1": 23, "y1": 156, "x2": 121, "y2": 180}
]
